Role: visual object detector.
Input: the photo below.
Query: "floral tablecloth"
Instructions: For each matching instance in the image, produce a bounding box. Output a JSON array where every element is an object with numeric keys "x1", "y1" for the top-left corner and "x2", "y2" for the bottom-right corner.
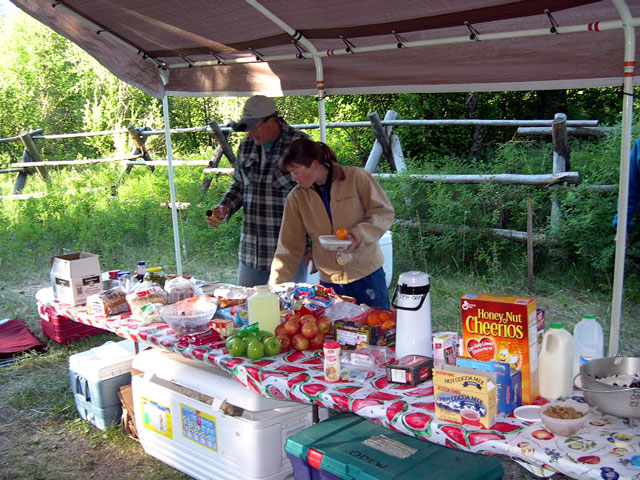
[{"x1": 37, "y1": 288, "x2": 640, "y2": 480}]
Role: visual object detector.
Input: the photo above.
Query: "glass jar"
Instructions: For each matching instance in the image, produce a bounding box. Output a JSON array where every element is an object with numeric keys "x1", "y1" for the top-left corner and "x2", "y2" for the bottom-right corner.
[{"x1": 144, "y1": 266, "x2": 167, "y2": 288}]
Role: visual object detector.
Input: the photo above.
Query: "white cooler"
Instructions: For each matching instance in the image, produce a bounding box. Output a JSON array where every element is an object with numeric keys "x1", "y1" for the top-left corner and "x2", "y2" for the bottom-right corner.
[
  {"x1": 132, "y1": 348, "x2": 319, "y2": 480},
  {"x1": 69, "y1": 339, "x2": 137, "y2": 430}
]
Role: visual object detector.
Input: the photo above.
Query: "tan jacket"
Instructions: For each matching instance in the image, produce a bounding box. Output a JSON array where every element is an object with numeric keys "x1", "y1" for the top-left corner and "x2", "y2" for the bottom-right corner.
[{"x1": 269, "y1": 164, "x2": 394, "y2": 284}]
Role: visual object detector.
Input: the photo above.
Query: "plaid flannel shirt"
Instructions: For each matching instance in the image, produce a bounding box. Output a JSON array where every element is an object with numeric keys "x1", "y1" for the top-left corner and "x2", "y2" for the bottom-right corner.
[{"x1": 220, "y1": 119, "x2": 310, "y2": 271}]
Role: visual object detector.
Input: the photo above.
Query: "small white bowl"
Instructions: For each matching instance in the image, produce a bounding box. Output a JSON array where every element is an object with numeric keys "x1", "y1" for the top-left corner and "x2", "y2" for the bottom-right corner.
[
  {"x1": 539, "y1": 399, "x2": 590, "y2": 436},
  {"x1": 318, "y1": 235, "x2": 351, "y2": 251}
]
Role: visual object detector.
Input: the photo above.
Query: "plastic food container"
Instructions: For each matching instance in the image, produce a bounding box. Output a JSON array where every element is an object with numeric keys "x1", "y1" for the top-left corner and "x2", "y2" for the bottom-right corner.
[
  {"x1": 159, "y1": 300, "x2": 217, "y2": 335},
  {"x1": 318, "y1": 235, "x2": 351, "y2": 251},
  {"x1": 539, "y1": 399, "x2": 590, "y2": 436}
]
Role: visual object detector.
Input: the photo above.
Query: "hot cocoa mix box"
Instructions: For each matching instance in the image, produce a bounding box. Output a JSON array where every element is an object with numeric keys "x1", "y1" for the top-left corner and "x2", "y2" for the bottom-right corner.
[{"x1": 460, "y1": 293, "x2": 539, "y2": 404}]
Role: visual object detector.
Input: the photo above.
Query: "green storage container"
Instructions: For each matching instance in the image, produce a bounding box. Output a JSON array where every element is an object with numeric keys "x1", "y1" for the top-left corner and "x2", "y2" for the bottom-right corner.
[{"x1": 285, "y1": 413, "x2": 503, "y2": 480}]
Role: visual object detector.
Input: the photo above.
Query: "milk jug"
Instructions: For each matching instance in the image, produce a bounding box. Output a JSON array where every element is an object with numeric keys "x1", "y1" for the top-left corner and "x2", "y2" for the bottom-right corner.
[
  {"x1": 248, "y1": 285, "x2": 281, "y2": 334},
  {"x1": 391, "y1": 271, "x2": 432, "y2": 359},
  {"x1": 573, "y1": 314, "x2": 604, "y2": 377},
  {"x1": 538, "y1": 323, "x2": 573, "y2": 400}
]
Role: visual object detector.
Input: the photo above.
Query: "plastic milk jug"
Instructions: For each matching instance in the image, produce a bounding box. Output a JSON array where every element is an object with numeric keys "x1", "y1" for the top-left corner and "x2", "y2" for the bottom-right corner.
[
  {"x1": 248, "y1": 285, "x2": 281, "y2": 334},
  {"x1": 538, "y1": 323, "x2": 574, "y2": 400},
  {"x1": 573, "y1": 314, "x2": 604, "y2": 377},
  {"x1": 391, "y1": 271, "x2": 432, "y2": 359}
]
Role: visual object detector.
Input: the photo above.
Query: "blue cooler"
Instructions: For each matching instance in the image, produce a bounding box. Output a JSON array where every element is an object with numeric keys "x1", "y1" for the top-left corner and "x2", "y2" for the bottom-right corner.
[
  {"x1": 285, "y1": 413, "x2": 503, "y2": 480},
  {"x1": 69, "y1": 339, "x2": 137, "y2": 430}
]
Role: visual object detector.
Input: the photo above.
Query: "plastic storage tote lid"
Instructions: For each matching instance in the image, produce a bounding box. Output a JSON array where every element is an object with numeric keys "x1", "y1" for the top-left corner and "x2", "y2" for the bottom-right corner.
[
  {"x1": 397, "y1": 271, "x2": 429, "y2": 287},
  {"x1": 550, "y1": 323, "x2": 564, "y2": 329}
]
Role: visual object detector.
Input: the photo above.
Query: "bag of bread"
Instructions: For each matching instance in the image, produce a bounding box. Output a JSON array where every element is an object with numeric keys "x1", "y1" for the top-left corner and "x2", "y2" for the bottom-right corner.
[
  {"x1": 164, "y1": 276, "x2": 197, "y2": 304},
  {"x1": 87, "y1": 286, "x2": 130, "y2": 316},
  {"x1": 126, "y1": 285, "x2": 167, "y2": 314}
]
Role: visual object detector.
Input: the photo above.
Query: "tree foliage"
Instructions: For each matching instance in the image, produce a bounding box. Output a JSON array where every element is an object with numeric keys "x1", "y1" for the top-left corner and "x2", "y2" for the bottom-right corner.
[{"x1": 1, "y1": 9, "x2": 640, "y2": 296}]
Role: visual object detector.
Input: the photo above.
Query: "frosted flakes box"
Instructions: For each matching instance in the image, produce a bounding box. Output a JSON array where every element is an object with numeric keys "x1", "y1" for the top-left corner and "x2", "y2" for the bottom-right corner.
[{"x1": 461, "y1": 293, "x2": 539, "y2": 404}]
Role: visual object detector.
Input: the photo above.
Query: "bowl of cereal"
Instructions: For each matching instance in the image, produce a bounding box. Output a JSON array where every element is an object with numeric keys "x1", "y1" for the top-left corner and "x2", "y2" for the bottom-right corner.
[{"x1": 539, "y1": 399, "x2": 590, "y2": 436}]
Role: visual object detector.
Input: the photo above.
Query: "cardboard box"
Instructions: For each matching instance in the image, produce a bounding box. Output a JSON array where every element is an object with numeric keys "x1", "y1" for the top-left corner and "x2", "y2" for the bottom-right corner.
[
  {"x1": 334, "y1": 319, "x2": 395, "y2": 349},
  {"x1": 460, "y1": 293, "x2": 539, "y2": 404},
  {"x1": 433, "y1": 365, "x2": 497, "y2": 429},
  {"x1": 432, "y1": 331, "x2": 459, "y2": 369},
  {"x1": 386, "y1": 355, "x2": 433, "y2": 386},
  {"x1": 456, "y1": 358, "x2": 522, "y2": 414},
  {"x1": 50, "y1": 252, "x2": 102, "y2": 306}
]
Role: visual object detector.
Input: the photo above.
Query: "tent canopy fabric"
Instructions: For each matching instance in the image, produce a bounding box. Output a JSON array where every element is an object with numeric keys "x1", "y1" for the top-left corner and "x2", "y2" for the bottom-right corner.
[{"x1": 9, "y1": 0, "x2": 640, "y2": 98}]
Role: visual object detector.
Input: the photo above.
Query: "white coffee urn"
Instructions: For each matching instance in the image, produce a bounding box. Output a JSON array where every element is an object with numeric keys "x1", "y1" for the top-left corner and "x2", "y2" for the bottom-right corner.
[{"x1": 392, "y1": 271, "x2": 432, "y2": 359}]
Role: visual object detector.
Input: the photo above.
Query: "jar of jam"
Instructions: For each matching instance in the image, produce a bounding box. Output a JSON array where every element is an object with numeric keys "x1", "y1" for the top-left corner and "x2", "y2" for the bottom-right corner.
[{"x1": 144, "y1": 266, "x2": 167, "y2": 288}]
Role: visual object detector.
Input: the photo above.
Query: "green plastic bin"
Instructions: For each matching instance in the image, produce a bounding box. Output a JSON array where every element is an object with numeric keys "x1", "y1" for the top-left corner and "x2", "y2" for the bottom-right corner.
[{"x1": 285, "y1": 413, "x2": 503, "y2": 480}]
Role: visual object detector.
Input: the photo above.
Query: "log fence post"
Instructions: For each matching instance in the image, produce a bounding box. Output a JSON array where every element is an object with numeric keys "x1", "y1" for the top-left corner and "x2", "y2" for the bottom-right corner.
[
  {"x1": 14, "y1": 128, "x2": 47, "y2": 194},
  {"x1": 365, "y1": 110, "x2": 397, "y2": 172},
  {"x1": 125, "y1": 125, "x2": 153, "y2": 173}
]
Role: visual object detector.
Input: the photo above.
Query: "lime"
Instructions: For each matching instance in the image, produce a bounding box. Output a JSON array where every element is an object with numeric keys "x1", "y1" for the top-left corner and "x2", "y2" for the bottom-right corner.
[
  {"x1": 226, "y1": 336, "x2": 247, "y2": 357},
  {"x1": 247, "y1": 339, "x2": 265, "y2": 360},
  {"x1": 263, "y1": 335, "x2": 282, "y2": 356}
]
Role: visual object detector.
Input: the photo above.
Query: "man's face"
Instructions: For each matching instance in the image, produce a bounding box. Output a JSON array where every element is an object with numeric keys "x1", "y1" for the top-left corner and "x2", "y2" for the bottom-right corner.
[{"x1": 248, "y1": 116, "x2": 281, "y2": 145}]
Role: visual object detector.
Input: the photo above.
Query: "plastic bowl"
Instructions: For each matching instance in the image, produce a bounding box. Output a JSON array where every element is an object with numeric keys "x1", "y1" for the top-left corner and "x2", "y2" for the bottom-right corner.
[
  {"x1": 159, "y1": 301, "x2": 217, "y2": 335},
  {"x1": 539, "y1": 399, "x2": 590, "y2": 436},
  {"x1": 318, "y1": 235, "x2": 351, "y2": 251}
]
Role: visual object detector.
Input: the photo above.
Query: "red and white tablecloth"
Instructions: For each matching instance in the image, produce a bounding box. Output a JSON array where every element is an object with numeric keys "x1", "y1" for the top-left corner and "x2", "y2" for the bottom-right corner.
[{"x1": 37, "y1": 288, "x2": 640, "y2": 480}]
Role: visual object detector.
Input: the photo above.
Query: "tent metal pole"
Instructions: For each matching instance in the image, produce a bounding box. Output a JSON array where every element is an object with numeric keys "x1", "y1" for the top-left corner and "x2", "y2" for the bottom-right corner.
[
  {"x1": 610, "y1": 0, "x2": 635, "y2": 356},
  {"x1": 160, "y1": 71, "x2": 184, "y2": 276}
]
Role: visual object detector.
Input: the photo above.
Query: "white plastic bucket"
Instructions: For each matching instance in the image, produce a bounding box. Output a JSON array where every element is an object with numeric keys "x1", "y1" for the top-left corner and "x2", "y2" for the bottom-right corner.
[{"x1": 307, "y1": 230, "x2": 393, "y2": 288}]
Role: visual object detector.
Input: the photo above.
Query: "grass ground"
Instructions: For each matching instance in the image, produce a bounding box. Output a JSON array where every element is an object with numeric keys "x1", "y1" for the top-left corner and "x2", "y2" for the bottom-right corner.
[{"x1": 1, "y1": 263, "x2": 638, "y2": 480}]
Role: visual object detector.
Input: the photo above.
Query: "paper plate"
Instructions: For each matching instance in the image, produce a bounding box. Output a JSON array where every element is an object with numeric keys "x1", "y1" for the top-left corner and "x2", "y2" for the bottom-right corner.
[{"x1": 514, "y1": 405, "x2": 542, "y2": 423}]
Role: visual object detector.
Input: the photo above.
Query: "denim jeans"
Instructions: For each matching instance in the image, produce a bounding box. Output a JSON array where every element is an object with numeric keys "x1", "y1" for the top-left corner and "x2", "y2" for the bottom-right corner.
[
  {"x1": 321, "y1": 267, "x2": 389, "y2": 309},
  {"x1": 237, "y1": 260, "x2": 307, "y2": 287}
]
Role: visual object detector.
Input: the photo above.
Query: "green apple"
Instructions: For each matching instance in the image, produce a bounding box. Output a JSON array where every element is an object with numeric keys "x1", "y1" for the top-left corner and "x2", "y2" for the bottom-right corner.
[
  {"x1": 247, "y1": 339, "x2": 265, "y2": 360},
  {"x1": 263, "y1": 335, "x2": 282, "y2": 356},
  {"x1": 226, "y1": 336, "x2": 247, "y2": 357}
]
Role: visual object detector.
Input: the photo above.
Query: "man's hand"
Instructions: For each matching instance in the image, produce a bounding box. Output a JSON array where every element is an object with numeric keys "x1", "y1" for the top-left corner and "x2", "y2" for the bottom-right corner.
[{"x1": 206, "y1": 205, "x2": 228, "y2": 227}]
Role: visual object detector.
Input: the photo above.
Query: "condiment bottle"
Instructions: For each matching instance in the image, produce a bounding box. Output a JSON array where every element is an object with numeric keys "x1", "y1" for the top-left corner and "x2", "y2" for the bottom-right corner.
[
  {"x1": 323, "y1": 341, "x2": 341, "y2": 382},
  {"x1": 145, "y1": 266, "x2": 167, "y2": 288},
  {"x1": 135, "y1": 261, "x2": 147, "y2": 283},
  {"x1": 538, "y1": 323, "x2": 574, "y2": 400},
  {"x1": 247, "y1": 285, "x2": 281, "y2": 334}
]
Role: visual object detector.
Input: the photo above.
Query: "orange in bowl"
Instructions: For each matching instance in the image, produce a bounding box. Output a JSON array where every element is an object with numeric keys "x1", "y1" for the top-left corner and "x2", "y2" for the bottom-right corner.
[{"x1": 335, "y1": 228, "x2": 348, "y2": 240}]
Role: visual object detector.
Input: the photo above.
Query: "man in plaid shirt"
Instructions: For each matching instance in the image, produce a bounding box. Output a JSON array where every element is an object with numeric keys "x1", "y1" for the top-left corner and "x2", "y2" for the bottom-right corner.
[{"x1": 207, "y1": 96, "x2": 311, "y2": 286}]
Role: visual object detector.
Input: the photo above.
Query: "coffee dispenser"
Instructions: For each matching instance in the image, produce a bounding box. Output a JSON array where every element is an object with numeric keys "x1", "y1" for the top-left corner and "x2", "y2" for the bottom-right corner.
[{"x1": 391, "y1": 271, "x2": 432, "y2": 359}]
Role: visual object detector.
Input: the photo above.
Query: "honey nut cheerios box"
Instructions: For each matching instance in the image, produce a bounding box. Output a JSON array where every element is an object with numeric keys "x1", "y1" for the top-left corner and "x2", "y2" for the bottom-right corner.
[{"x1": 460, "y1": 293, "x2": 539, "y2": 404}]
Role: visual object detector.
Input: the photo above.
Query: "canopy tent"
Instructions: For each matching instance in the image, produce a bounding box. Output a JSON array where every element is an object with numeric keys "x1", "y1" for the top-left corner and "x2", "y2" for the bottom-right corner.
[{"x1": 9, "y1": 0, "x2": 640, "y2": 355}]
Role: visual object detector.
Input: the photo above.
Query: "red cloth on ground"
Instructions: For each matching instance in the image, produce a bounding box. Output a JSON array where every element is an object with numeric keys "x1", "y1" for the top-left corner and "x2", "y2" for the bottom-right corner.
[{"x1": 0, "y1": 318, "x2": 47, "y2": 358}]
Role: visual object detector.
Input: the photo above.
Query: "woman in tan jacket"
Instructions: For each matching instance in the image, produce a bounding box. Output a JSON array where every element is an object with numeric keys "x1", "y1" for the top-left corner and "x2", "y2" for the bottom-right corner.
[{"x1": 269, "y1": 138, "x2": 394, "y2": 308}]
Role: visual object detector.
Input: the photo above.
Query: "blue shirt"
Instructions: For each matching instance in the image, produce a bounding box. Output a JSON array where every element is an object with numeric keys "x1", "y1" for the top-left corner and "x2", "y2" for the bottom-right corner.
[{"x1": 613, "y1": 137, "x2": 640, "y2": 229}]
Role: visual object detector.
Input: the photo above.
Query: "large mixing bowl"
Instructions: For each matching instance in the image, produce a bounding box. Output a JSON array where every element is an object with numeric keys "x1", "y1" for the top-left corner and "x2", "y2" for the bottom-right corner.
[
  {"x1": 579, "y1": 357, "x2": 640, "y2": 419},
  {"x1": 159, "y1": 299, "x2": 217, "y2": 335}
]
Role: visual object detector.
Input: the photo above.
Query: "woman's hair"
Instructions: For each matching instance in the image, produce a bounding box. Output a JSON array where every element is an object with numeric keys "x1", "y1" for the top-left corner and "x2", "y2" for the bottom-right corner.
[{"x1": 280, "y1": 138, "x2": 337, "y2": 171}]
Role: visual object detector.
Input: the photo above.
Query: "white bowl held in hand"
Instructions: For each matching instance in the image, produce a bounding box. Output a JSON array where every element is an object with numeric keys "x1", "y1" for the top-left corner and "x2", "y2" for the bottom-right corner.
[
  {"x1": 318, "y1": 235, "x2": 351, "y2": 251},
  {"x1": 539, "y1": 399, "x2": 590, "y2": 436}
]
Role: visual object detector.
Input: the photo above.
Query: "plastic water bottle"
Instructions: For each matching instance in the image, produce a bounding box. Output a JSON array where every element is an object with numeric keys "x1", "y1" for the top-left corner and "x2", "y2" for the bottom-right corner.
[
  {"x1": 538, "y1": 323, "x2": 574, "y2": 400},
  {"x1": 573, "y1": 314, "x2": 604, "y2": 377},
  {"x1": 248, "y1": 285, "x2": 281, "y2": 334}
]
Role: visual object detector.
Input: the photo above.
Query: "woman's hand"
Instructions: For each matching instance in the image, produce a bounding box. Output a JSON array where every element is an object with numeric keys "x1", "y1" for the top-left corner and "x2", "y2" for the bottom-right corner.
[{"x1": 342, "y1": 233, "x2": 357, "y2": 253}]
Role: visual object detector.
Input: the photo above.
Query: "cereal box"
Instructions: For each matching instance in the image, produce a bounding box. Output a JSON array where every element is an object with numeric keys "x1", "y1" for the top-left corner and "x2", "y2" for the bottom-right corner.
[
  {"x1": 433, "y1": 366, "x2": 497, "y2": 429},
  {"x1": 460, "y1": 293, "x2": 539, "y2": 404}
]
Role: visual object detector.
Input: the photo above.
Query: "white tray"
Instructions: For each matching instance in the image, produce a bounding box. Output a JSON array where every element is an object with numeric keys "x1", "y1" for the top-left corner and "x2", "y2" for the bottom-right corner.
[{"x1": 318, "y1": 235, "x2": 351, "y2": 251}]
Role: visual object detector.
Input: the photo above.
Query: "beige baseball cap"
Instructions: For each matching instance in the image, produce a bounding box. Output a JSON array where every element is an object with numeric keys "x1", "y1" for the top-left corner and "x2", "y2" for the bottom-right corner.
[{"x1": 234, "y1": 95, "x2": 277, "y2": 132}]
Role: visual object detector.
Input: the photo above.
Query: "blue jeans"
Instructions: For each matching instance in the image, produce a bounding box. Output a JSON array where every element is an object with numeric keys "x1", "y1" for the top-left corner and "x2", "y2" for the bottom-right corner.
[
  {"x1": 321, "y1": 267, "x2": 389, "y2": 309},
  {"x1": 237, "y1": 260, "x2": 307, "y2": 287}
]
